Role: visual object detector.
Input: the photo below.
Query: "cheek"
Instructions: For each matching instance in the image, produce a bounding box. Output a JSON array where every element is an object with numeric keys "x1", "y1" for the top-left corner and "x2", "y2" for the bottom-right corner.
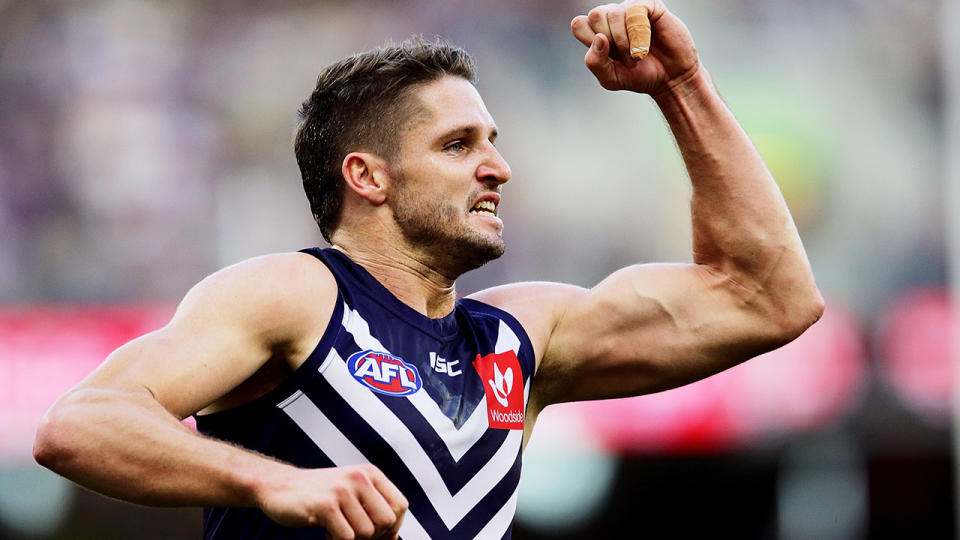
[{"x1": 398, "y1": 157, "x2": 473, "y2": 211}]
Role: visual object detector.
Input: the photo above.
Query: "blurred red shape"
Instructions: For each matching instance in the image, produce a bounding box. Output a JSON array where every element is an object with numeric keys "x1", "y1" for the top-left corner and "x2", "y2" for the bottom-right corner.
[
  {"x1": 0, "y1": 305, "x2": 174, "y2": 463},
  {"x1": 877, "y1": 287, "x2": 954, "y2": 422}
]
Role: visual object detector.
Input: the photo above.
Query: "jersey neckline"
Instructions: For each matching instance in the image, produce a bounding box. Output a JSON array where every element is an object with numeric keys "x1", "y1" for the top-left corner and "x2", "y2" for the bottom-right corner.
[{"x1": 320, "y1": 247, "x2": 464, "y2": 341}]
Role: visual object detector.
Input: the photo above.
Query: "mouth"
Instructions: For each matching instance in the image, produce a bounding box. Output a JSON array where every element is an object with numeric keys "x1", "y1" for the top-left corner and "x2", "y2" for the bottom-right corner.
[{"x1": 469, "y1": 199, "x2": 498, "y2": 217}]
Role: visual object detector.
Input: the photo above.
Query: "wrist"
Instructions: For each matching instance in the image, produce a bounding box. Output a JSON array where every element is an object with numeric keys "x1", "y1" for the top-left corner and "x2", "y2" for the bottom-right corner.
[
  {"x1": 652, "y1": 63, "x2": 712, "y2": 108},
  {"x1": 236, "y1": 455, "x2": 294, "y2": 509}
]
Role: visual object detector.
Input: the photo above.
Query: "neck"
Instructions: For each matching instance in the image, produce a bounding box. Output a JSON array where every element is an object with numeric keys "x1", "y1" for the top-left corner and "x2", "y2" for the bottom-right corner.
[{"x1": 331, "y1": 236, "x2": 458, "y2": 319}]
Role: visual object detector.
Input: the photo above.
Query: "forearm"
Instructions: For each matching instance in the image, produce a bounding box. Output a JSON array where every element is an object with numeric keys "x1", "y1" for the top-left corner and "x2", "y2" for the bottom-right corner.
[
  {"x1": 654, "y1": 68, "x2": 821, "y2": 322},
  {"x1": 34, "y1": 387, "x2": 287, "y2": 508}
]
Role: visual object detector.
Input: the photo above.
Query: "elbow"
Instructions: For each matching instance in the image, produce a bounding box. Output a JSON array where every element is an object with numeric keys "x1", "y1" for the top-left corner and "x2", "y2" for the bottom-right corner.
[
  {"x1": 33, "y1": 410, "x2": 75, "y2": 473},
  {"x1": 773, "y1": 286, "x2": 825, "y2": 344},
  {"x1": 33, "y1": 392, "x2": 95, "y2": 474}
]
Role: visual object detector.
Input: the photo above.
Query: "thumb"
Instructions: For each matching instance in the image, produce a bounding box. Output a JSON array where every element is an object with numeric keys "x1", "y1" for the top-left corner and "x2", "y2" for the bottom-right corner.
[{"x1": 584, "y1": 34, "x2": 617, "y2": 88}]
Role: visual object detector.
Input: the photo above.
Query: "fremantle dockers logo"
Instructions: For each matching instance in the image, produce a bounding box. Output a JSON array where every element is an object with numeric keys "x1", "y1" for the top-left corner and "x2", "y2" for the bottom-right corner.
[{"x1": 348, "y1": 350, "x2": 422, "y2": 396}]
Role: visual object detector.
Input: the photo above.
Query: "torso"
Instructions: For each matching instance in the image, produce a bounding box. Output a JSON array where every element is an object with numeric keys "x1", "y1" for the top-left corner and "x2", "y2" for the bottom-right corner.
[{"x1": 195, "y1": 248, "x2": 537, "y2": 539}]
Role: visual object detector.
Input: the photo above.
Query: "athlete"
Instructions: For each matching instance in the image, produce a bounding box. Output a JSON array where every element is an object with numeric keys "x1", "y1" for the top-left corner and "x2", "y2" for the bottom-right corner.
[{"x1": 34, "y1": 2, "x2": 823, "y2": 539}]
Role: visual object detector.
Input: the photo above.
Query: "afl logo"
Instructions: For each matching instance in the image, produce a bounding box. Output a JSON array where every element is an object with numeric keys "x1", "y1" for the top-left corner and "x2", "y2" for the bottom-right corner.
[{"x1": 348, "y1": 350, "x2": 422, "y2": 396}]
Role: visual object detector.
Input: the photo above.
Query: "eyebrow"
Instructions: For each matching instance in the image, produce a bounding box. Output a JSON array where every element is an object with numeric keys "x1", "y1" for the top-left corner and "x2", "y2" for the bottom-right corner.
[{"x1": 437, "y1": 125, "x2": 499, "y2": 144}]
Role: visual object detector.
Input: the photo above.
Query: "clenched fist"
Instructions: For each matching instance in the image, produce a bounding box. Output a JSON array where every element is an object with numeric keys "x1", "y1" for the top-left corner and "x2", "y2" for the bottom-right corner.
[
  {"x1": 257, "y1": 464, "x2": 408, "y2": 540},
  {"x1": 571, "y1": 1, "x2": 701, "y2": 96}
]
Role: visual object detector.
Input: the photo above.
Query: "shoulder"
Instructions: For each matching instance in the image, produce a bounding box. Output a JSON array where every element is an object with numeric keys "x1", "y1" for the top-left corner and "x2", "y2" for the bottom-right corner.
[
  {"x1": 175, "y1": 251, "x2": 338, "y2": 352},
  {"x1": 466, "y1": 281, "x2": 587, "y2": 369}
]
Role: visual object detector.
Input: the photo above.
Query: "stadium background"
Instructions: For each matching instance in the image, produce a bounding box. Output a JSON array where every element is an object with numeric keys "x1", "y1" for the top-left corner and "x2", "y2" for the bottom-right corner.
[{"x1": 0, "y1": 0, "x2": 954, "y2": 538}]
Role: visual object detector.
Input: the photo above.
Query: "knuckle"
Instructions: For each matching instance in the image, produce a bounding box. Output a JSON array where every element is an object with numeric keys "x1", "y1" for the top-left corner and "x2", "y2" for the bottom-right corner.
[
  {"x1": 359, "y1": 465, "x2": 382, "y2": 483},
  {"x1": 356, "y1": 523, "x2": 375, "y2": 538},
  {"x1": 346, "y1": 468, "x2": 368, "y2": 483},
  {"x1": 587, "y1": 8, "x2": 603, "y2": 23},
  {"x1": 317, "y1": 498, "x2": 338, "y2": 514},
  {"x1": 373, "y1": 513, "x2": 396, "y2": 528}
]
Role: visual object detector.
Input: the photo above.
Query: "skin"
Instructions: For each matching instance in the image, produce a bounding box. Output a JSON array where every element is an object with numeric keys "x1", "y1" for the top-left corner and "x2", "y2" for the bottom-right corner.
[{"x1": 33, "y1": 2, "x2": 824, "y2": 539}]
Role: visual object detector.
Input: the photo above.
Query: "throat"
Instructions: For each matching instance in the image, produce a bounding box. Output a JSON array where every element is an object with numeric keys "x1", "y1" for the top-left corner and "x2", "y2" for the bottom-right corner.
[
  {"x1": 331, "y1": 244, "x2": 458, "y2": 319},
  {"x1": 380, "y1": 271, "x2": 457, "y2": 319}
]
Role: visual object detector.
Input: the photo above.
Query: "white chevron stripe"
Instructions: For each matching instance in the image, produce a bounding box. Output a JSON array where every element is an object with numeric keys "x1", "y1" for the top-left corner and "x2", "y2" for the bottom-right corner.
[
  {"x1": 494, "y1": 320, "x2": 521, "y2": 355},
  {"x1": 278, "y1": 391, "x2": 428, "y2": 539},
  {"x1": 340, "y1": 305, "x2": 491, "y2": 461},
  {"x1": 285, "y1": 302, "x2": 529, "y2": 534},
  {"x1": 281, "y1": 388, "x2": 366, "y2": 466},
  {"x1": 474, "y1": 486, "x2": 519, "y2": 540},
  {"x1": 323, "y1": 348, "x2": 523, "y2": 529},
  {"x1": 279, "y1": 385, "x2": 522, "y2": 531},
  {"x1": 397, "y1": 509, "x2": 430, "y2": 540}
]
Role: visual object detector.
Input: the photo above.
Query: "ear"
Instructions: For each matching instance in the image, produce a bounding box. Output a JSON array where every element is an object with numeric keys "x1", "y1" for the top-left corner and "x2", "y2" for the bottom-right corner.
[{"x1": 341, "y1": 152, "x2": 389, "y2": 205}]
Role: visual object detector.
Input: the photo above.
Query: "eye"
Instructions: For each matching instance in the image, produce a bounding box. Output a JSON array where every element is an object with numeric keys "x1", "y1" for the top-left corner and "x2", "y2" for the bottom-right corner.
[{"x1": 444, "y1": 141, "x2": 465, "y2": 153}]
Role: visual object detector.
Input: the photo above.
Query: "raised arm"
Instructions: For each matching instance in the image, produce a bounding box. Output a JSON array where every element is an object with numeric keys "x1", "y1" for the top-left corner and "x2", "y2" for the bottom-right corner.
[
  {"x1": 475, "y1": 1, "x2": 823, "y2": 410},
  {"x1": 33, "y1": 253, "x2": 406, "y2": 539}
]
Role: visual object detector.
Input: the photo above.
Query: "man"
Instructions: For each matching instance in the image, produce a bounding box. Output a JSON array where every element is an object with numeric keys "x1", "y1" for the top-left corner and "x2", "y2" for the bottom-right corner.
[{"x1": 33, "y1": 1, "x2": 823, "y2": 539}]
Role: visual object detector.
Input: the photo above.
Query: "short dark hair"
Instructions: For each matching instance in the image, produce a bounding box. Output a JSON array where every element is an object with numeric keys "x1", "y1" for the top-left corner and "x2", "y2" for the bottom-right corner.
[{"x1": 295, "y1": 36, "x2": 478, "y2": 243}]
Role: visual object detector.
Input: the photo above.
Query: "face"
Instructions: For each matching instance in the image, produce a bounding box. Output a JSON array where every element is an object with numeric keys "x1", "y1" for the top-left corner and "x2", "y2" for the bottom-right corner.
[{"x1": 389, "y1": 76, "x2": 512, "y2": 276}]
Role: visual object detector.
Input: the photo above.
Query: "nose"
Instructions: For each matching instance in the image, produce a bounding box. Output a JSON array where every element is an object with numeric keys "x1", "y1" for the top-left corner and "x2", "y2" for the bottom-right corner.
[{"x1": 476, "y1": 144, "x2": 511, "y2": 185}]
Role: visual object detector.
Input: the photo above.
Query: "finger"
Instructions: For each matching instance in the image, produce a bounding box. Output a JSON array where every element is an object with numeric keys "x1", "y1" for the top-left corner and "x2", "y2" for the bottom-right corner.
[
  {"x1": 648, "y1": 0, "x2": 667, "y2": 22},
  {"x1": 323, "y1": 507, "x2": 355, "y2": 540},
  {"x1": 587, "y1": 5, "x2": 614, "y2": 45},
  {"x1": 625, "y1": 5, "x2": 652, "y2": 60},
  {"x1": 367, "y1": 468, "x2": 408, "y2": 519},
  {"x1": 570, "y1": 15, "x2": 595, "y2": 48},
  {"x1": 584, "y1": 34, "x2": 617, "y2": 87},
  {"x1": 357, "y1": 486, "x2": 397, "y2": 534},
  {"x1": 340, "y1": 495, "x2": 376, "y2": 539},
  {"x1": 606, "y1": 7, "x2": 631, "y2": 60}
]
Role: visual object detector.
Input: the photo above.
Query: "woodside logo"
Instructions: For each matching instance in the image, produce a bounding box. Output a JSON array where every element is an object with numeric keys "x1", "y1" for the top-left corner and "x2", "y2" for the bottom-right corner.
[{"x1": 473, "y1": 351, "x2": 524, "y2": 430}]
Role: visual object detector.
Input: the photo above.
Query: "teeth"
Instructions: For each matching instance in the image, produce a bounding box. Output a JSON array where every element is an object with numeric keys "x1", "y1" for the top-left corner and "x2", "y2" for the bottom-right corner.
[{"x1": 471, "y1": 200, "x2": 497, "y2": 215}]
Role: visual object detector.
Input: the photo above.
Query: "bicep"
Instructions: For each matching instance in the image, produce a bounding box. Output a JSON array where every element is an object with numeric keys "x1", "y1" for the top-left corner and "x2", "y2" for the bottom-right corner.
[
  {"x1": 77, "y1": 288, "x2": 276, "y2": 420},
  {"x1": 69, "y1": 253, "x2": 335, "y2": 419},
  {"x1": 538, "y1": 263, "x2": 785, "y2": 404},
  {"x1": 83, "y1": 314, "x2": 271, "y2": 420}
]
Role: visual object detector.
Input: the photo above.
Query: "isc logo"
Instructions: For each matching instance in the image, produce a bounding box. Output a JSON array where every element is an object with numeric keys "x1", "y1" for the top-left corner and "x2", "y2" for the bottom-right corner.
[{"x1": 348, "y1": 350, "x2": 421, "y2": 396}]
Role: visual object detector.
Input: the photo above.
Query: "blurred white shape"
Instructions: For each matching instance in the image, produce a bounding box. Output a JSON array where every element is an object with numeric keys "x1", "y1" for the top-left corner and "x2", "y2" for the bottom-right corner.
[
  {"x1": 516, "y1": 404, "x2": 616, "y2": 532},
  {"x1": 777, "y1": 435, "x2": 867, "y2": 540},
  {"x1": 0, "y1": 465, "x2": 73, "y2": 536}
]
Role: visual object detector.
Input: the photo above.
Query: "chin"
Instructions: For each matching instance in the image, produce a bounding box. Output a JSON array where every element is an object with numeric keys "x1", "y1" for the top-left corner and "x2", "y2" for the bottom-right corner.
[
  {"x1": 394, "y1": 207, "x2": 505, "y2": 276},
  {"x1": 449, "y1": 235, "x2": 504, "y2": 275}
]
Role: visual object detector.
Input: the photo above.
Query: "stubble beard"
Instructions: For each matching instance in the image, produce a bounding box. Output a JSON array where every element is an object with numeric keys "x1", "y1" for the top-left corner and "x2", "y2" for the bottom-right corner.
[{"x1": 393, "y1": 188, "x2": 505, "y2": 279}]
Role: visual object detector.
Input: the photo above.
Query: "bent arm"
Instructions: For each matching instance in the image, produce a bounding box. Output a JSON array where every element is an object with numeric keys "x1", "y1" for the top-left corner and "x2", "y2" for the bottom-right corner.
[
  {"x1": 36, "y1": 380, "x2": 286, "y2": 507},
  {"x1": 33, "y1": 253, "x2": 334, "y2": 507},
  {"x1": 657, "y1": 68, "x2": 818, "y2": 307},
  {"x1": 485, "y1": 7, "x2": 823, "y2": 409},
  {"x1": 537, "y1": 69, "x2": 821, "y2": 404}
]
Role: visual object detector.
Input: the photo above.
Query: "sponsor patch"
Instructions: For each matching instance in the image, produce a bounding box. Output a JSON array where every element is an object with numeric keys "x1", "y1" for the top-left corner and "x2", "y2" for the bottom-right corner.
[
  {"x1": 348, "y1": 349, "x2": 421, "y2": 396},
  {"x1": 473, "y1": 351, "x2": 525, "y2": 430}
]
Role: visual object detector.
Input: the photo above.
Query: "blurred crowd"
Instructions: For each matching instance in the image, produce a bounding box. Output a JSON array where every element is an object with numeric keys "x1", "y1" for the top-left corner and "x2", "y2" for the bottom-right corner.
[{"x1": 0, "y1": 0, "x2": 944, "y2": 309}]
